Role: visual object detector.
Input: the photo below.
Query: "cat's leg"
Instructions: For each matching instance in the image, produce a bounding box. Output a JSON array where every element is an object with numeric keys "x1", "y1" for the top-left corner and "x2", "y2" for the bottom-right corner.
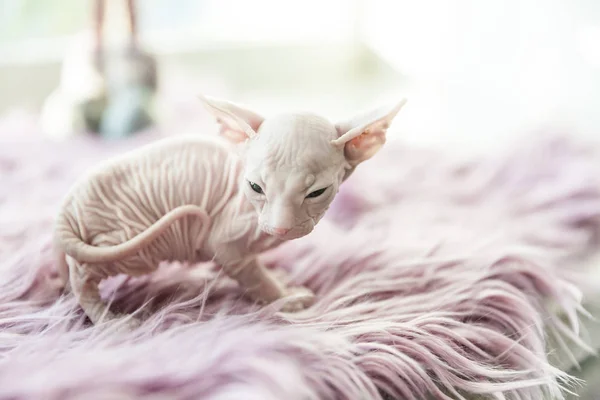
[
  {"x1": 220, "y1": 254, "x2": 315, "y2": 312},
  {"x1": 68, "y1": 258, "x2": 140, "y2": 328}
]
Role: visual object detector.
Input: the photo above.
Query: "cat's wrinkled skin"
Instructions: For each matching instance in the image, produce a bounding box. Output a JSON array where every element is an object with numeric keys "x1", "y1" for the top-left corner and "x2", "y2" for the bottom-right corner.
[{"x1": 53, "y1": 95, "x2": 407, "y2": 327}]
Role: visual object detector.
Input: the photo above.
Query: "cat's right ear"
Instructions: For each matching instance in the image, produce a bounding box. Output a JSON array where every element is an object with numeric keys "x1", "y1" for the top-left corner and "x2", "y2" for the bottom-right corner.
[{"x1": 199, "y1": 95, "x2": 264, "y2": 143}]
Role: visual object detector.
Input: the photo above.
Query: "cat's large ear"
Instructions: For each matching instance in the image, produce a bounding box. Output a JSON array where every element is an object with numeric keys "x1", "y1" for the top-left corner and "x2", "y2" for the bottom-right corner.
[
  {"x1": 332, "y1": 98, "x2": 407, "y2": 166},
  {"x1": 199, "y1": 95, "x2": 265, "y2": 143}
]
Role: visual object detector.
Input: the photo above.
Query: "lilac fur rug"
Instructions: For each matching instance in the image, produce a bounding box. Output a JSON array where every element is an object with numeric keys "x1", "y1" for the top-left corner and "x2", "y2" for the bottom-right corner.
[{"x1": 1, "y1": 111, "x2": 599, "y2": 400}]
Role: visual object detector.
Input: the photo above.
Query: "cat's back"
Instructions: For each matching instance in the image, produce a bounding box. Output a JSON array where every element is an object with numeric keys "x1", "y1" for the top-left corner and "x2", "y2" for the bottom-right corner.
[
  {"x1": 54, "y1": 134, "x2": 242, "y2": 251},
  {"x1": 59, "y1": 134, "x2": 241, "y2": 217}
]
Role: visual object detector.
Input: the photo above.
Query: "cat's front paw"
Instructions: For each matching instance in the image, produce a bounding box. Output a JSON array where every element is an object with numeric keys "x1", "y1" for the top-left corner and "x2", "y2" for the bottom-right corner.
[{"x1": 280, "y1": 286, "x2": 315, "y2": 313}]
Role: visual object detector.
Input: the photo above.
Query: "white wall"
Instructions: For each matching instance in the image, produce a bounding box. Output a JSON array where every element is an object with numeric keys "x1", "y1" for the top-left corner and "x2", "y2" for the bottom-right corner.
[{"x1": 361, "y1": 0, "x2": 600, "y2": 152}]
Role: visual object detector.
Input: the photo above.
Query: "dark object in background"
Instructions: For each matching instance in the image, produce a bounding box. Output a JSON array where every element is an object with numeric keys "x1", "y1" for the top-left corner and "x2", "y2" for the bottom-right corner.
[
  {"x1": 95, "y1": 46, "x2": 158, "y2": 139},
  {"x1": 90, "y1": 0, "x2": 157, "y2": 139},
  {"x1": 41, "y1": 0, "x2": 158, "y2": 140}
]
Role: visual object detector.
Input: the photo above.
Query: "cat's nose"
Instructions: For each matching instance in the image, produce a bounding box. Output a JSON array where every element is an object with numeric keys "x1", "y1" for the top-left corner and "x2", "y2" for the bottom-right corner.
[{"x1": 272, "y1": 227, "x2": 290, "y2": 236}]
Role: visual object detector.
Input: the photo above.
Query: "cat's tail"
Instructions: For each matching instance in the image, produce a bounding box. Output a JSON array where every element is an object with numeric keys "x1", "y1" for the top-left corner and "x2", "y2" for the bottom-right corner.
[{"x1": 54, "y1": 205, "x2": 210, "y2": 264}]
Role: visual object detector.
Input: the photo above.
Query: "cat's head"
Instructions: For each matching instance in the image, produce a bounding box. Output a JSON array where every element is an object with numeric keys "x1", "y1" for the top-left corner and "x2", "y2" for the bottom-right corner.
[{"x1": 200, "y1": 95, "x2": 406, "y2": 240}]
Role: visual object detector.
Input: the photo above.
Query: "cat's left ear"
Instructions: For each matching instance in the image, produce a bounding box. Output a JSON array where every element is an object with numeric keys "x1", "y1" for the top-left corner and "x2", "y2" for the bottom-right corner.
[
  {"x1": 332, "y1": 98, "x2": 407, "y2": 166},
  {"x1": 199, "y1": 95, "x2": 264, "y2": 143}
]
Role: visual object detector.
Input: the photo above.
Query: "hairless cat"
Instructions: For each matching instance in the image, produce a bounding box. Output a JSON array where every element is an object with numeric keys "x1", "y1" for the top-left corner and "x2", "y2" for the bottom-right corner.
[{"x1": 53, "y1": 95, "x2": 407, "y2": 327}]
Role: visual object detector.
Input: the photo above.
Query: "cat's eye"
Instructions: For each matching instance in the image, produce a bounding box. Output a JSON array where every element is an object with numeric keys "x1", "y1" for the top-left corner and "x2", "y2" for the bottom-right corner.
[
  {"x1": 306, "y1": 187, "x2": 327, "y2": 198},
  {"x1": 249, "y1": 181, "x2": 264, "y2": 194}
]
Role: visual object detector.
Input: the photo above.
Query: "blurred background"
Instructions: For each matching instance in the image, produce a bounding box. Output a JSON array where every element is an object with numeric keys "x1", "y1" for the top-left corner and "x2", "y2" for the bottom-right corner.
[
  {"x1": 1, "y1": 0, "x2": 600, "y2": 397},
  {"x1": 1, "y1": 0, "x2": 599, "y2": 152}
]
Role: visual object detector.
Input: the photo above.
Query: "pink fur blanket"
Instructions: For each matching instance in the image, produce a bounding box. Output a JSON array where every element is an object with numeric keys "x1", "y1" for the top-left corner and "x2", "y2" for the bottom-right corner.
[{"x1": 1, "y1": 111, "x2": 598, "y2": 399}]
